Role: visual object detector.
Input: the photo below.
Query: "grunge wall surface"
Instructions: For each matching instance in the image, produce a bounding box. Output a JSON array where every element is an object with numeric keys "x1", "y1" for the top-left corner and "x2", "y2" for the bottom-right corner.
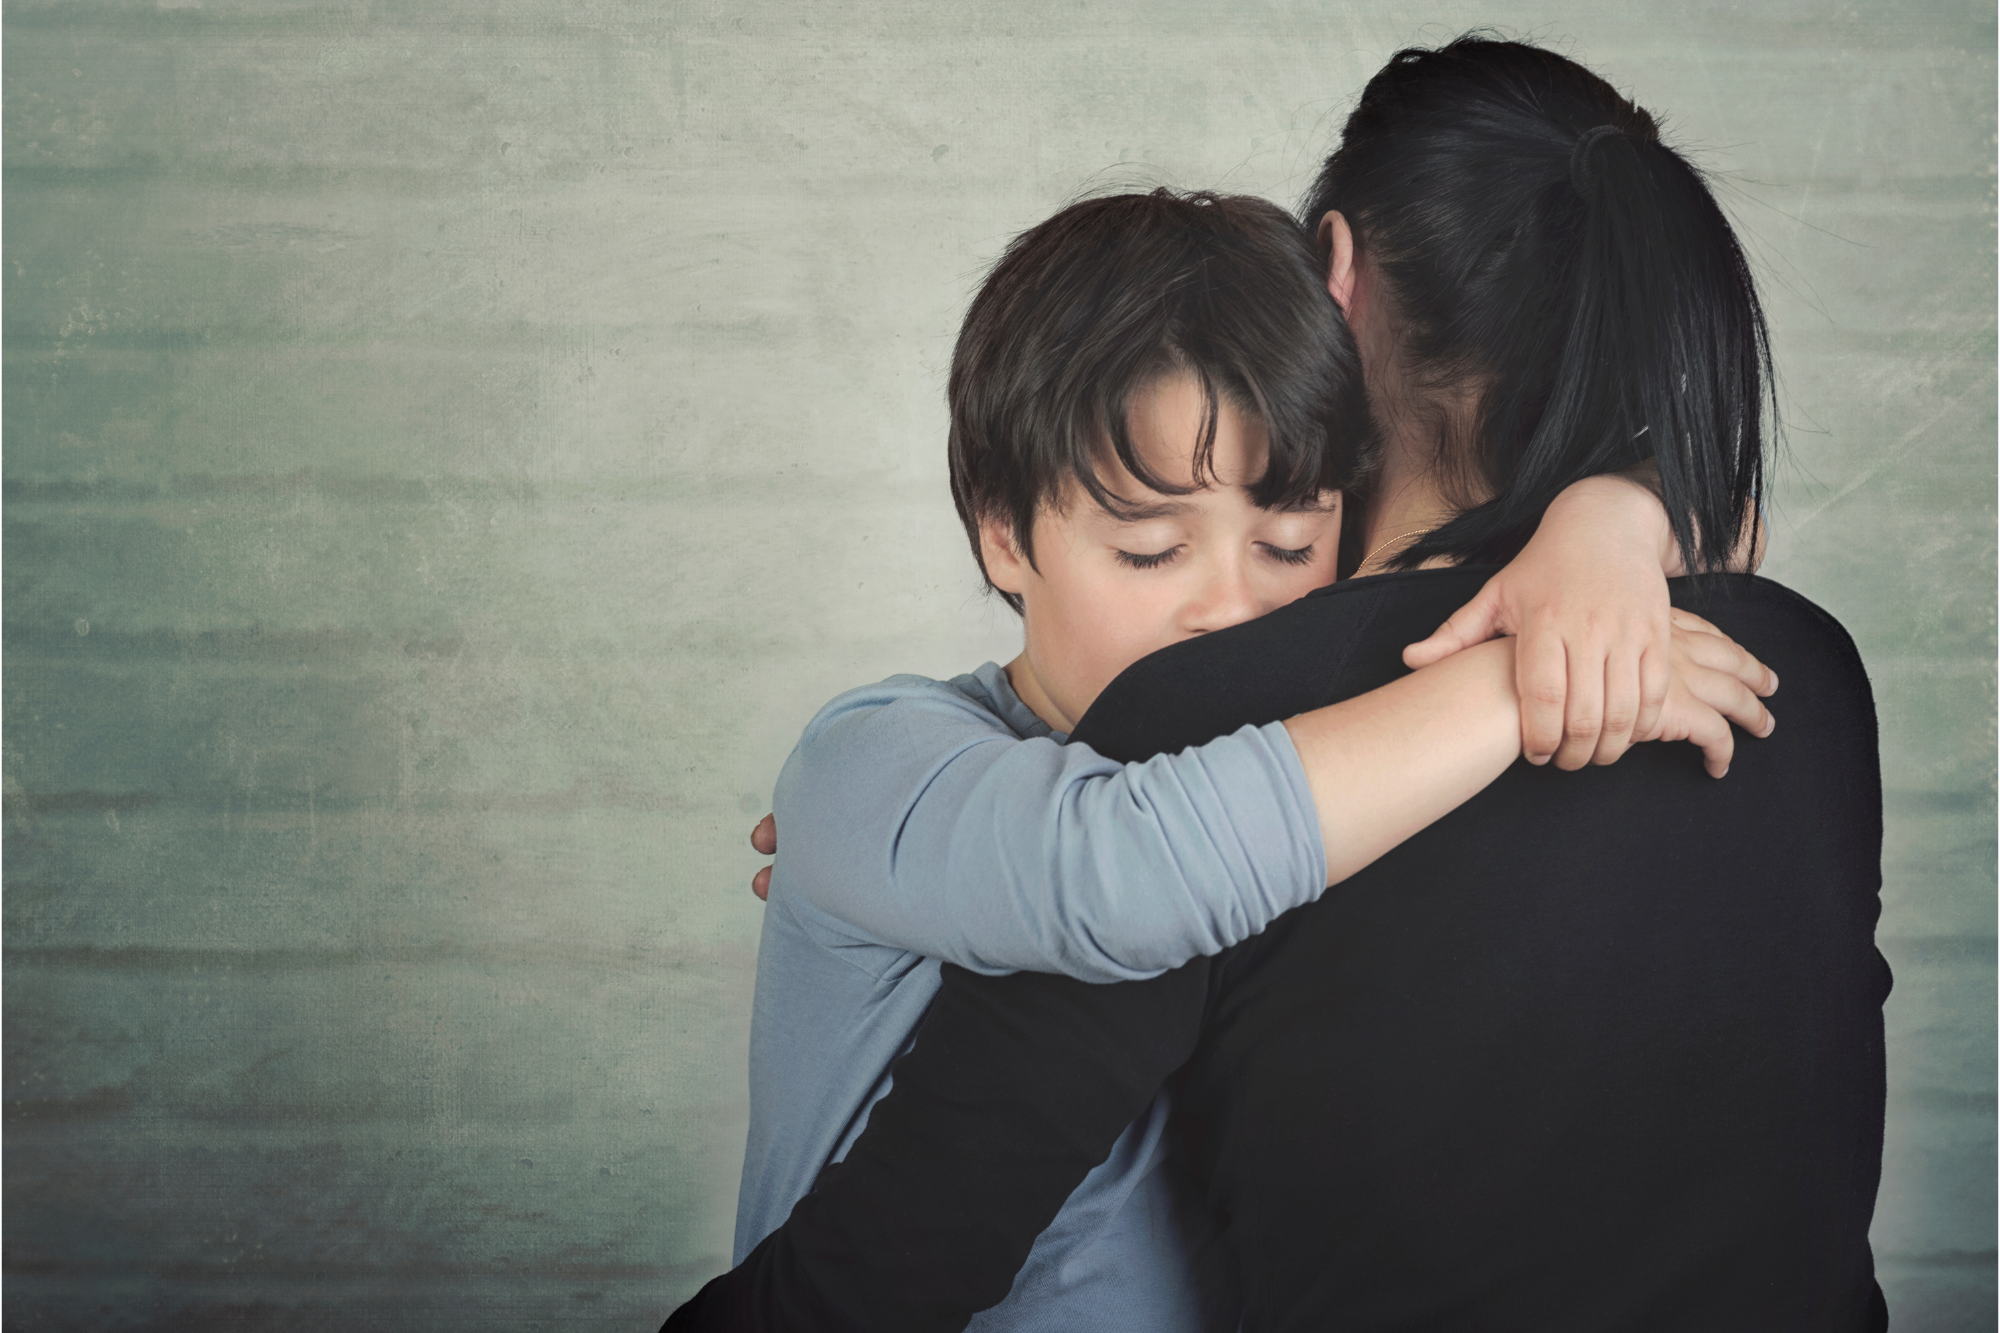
[{"x1": 5, "y1": 2, "x2": 1993, "y2": 1328}]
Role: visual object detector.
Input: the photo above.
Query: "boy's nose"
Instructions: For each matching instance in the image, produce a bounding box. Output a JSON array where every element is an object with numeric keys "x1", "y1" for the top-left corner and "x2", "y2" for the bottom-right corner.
[{"x1": 1184, "y1": 565, "x2": 1262, "y2": 634}]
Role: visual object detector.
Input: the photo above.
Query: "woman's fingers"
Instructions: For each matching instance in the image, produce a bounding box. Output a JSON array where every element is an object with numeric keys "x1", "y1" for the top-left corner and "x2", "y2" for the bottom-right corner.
[{"x1": 750, "y1": 812, "x2": 776, "y2": 901}]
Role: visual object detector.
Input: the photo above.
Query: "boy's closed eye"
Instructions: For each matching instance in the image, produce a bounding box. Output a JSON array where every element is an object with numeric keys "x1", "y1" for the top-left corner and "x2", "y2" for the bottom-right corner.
[
  {"x1": 1114, "y1": 546, "x2": 1182, "y2": 570},
  {"x1": 1112, "y1": 541, "x2": 1320, "y2": 571}
]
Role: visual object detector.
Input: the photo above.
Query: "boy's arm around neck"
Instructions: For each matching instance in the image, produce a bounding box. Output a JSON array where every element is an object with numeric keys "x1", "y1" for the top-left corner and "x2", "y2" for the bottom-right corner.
[
  {"x1": 1285, "y1": 637, "x2": 1522, "y2": 885},
  {"x1": 770, "y1": 674, "x2": 1323, "y2": 982}
]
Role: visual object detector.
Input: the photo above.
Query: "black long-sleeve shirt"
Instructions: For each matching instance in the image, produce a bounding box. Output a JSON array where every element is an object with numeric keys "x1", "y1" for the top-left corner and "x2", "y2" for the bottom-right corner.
[{"x1": 670, "y1": 568, "x2": 1890, "y2": 1332}]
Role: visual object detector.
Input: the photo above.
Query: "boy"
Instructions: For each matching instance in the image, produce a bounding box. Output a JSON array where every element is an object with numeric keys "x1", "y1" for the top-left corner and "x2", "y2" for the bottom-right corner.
[{"x1": 726, "y1": 190, "x2": 1772, "y2": 1331}]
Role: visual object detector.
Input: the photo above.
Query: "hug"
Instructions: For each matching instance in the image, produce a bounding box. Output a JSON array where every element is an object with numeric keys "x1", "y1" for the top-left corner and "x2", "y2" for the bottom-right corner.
[{"x1": 671, "y1": 35, "x2": 1888, "y2": 1332}]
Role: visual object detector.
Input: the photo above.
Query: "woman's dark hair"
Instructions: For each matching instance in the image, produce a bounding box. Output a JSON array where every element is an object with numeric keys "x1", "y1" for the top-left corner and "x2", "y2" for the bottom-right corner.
[
  {"x1": 949, "y1": 188, "x2": 1373, "y2": 612},
  {"x1": 1301, "y1": 35, "x2": 1773, "y2": 573}
]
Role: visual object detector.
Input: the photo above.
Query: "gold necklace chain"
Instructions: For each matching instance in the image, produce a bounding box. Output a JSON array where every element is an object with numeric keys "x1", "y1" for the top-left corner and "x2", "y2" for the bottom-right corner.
[{"x1": 1356, "y1": 526, "x2": 1435, "y2": 572}]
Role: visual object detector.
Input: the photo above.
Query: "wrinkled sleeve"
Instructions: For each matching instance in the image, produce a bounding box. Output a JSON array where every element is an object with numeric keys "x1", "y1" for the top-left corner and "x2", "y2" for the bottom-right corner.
[
  {"x1": 771, "y1": 674, "x2": 1326, "y2": 982},
  {"x1": 662, "y1": 959, "x2": 1211, "y2": 1333}
]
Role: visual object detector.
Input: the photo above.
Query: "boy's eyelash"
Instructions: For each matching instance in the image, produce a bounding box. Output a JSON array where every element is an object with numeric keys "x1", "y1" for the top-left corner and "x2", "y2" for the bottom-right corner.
[{"x1": 1118, "y1": 544, "x2": 1316, "y2": 569}]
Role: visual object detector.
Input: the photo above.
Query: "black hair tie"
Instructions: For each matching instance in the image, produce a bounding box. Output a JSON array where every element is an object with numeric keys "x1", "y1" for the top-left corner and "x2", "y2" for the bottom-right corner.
[{"x1": 1569, "y1": 124, "x2": 1623, "y2": 199}]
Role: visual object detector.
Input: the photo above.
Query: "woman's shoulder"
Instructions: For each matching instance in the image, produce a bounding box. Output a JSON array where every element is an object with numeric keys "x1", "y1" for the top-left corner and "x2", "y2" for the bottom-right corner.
[
  {"x1": 1073, "y1": 569, "x2": 1496, "y2": 762},
  {"x1": 1669, "y1": 573, "x2": 1875, "y2": 710}
]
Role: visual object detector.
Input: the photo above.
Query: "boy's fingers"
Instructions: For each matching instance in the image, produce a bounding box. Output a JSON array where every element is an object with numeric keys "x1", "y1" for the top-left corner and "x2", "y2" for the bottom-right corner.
[
  {"x1": 1551, "y1": 648, "x2": 1606, "y2": 773},
  {"x1": 1724, "y1": 644, "x2": 1779, "y2": 696},
  {"x1": 1742, "y1": 655, "x2": 1779, "y2": 697},
  {"x1": 1683, "y1": 664, "x2": 1777, "y2": 739},
  {"x1": 1669, "y1": 609, "x2": 1726, "y2": 638},
  {"x1": 1633, "y1": 645, "x2": 1670, "y2": 743},
  {"x1": 751, "y1": 865, "x2": 771, "y2": 902},
  {"x1": 1689, "y1": 702, "x2": 1736, "y2": 778},
  {"x1": 1404, "y1": 588, "x2": 1502, "y2": 669},
  {"x1": 1672, "y1": 626, "x2": 1780, "y2": 697},
  {"x1": 1591, "y1": 645, "x2": 1643, "y2": 766},
  {"x1": 1516, "y1": 630, "x2": 1569, "y2": 763},
  {"x1": 1669, "y1": 609, "x2": 1779, "y2": 692}
]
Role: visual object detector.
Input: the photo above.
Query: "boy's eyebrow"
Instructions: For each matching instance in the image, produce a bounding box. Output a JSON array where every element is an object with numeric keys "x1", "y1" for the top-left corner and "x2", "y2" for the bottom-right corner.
[{"x1": 1099, "y1": 498, "x2": 1194, "y2": 522}]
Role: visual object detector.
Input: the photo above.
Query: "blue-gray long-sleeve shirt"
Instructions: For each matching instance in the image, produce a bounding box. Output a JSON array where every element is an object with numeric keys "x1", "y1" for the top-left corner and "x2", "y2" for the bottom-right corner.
[{"x1": 733, "y1": 661, "x2": 1325, "y2": 1331}]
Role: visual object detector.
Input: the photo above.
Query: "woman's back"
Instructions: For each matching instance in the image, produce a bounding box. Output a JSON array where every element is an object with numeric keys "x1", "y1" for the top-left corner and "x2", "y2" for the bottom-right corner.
[{"x1": 1136, "y1": 570, "x2": 1890, "y2": 1329}]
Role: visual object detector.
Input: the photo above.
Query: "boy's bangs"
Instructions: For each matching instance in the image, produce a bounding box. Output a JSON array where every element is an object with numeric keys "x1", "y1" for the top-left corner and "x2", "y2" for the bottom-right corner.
[
  {"x1": 1247, "y1": 382, "x2": 1346, "y2": 512},
  {"x1": 1070, "y1": 363, "x2": 1340, "y2": 520},
  {"x1": 1080, "y1": 362, "x2": 1222, "y2": 515}
]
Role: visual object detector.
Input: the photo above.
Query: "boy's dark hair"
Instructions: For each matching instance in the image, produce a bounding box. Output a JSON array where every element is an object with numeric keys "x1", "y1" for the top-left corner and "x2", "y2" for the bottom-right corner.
[
  {"x1": 948, "y1": 188, "x2": 1373, "y2": 612},
  {"x1": 1301, "y1": 35, "x2": 1773, "y2": 574}
]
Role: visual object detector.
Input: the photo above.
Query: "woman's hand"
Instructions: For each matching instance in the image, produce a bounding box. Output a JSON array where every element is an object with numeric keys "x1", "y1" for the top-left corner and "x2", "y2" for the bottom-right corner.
[
  {"x1": 1403, "y1": 473, "x2": 1680, "y2": 768},
  {"x1": 749, "y1": 813, "x2": 776, "y2": 901},
  {"x1": 1644, "y1": 611, "x2": 1779, "y2": 778}
]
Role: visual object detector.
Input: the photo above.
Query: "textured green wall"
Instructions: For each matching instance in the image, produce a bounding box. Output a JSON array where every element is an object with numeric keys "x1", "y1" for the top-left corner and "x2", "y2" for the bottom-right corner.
[{"x1": 4, "y1": 2, "x2": 1992, "y2": 1328}]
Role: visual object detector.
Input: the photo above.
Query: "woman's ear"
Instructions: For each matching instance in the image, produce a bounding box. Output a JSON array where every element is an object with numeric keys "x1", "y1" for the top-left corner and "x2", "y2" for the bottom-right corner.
[
  {"x1": 977, "y1": 514, "x2": 1030, "y2": 597},
  {"x1": 1318, "y1": 210, "x2": 1358, "y2": 314}
]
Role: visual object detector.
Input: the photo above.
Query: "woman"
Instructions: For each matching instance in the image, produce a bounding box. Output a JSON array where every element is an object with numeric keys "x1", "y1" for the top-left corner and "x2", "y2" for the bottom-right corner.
[
  {"x1": 1326, "y1": 39, "x2": 1767, "y2": 574},
  {"x1": 670, "y1": 34, "x2": 1886, "y2": 1333},
  {"x1": 1321, "y1": 36, "x2": 1772, "y2": 771}
]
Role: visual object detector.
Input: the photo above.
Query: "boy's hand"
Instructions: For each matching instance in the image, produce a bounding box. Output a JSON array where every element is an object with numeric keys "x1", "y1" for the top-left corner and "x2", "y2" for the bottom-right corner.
[
  {"x1": 1645, "y1": 610, "x2": 1780, "y2": 778},
  {"x1": 750, "y1": 813, "x2": 776, "y2": 901},
  {"x1": 1403, "y1": 474, "x2": 1677, "y2": 768}
]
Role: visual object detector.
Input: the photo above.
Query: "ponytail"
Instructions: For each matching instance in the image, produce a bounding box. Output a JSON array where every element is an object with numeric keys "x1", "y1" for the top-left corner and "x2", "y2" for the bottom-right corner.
[{"x1": 1303, "y1": 37, "x2": 1773, "y2": 573}]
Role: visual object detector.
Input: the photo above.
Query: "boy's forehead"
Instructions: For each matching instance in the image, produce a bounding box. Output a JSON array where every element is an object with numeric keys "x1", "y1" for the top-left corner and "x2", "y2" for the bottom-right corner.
[
  {"x1": 1089, "y1": 493, "x2": 1194, "y2": 522},
  {"x1": 1044, "y1": 374, "x2": 1338, "y2": 522},
  {"x1": 1066, "y1": 480, "x2": 1339, "y2": 523}
]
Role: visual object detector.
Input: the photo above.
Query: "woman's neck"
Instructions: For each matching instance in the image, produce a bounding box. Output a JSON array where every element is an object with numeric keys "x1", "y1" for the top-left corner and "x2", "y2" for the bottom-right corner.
[
  {"x1": 1354, "y1": 418, "x2": 1468, "y2": 575},
  {"x1": 1343, "y1": 253, "x2": 1492, "y2": 575}
]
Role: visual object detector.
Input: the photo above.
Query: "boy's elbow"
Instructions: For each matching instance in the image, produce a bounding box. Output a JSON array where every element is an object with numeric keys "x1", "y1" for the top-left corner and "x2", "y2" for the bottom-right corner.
[{"x1": 1047, "y1": 904, "x2": 1223, "y2": 983}]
